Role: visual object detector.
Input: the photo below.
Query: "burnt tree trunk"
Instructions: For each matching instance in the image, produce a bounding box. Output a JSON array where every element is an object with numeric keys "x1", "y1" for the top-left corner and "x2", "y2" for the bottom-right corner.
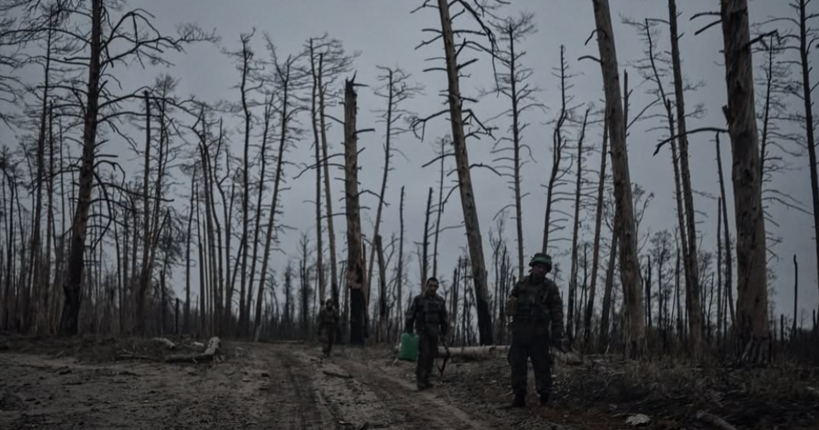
[
  {"x1": 59, "y1": 0, "x2": 102, "y2": 335},
  {"x1": 344, "y1": 78, "x2": 366, "y2": 346}
]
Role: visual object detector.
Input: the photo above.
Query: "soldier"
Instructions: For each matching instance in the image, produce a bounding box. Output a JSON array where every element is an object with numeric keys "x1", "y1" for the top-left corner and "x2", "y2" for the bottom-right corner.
[
  {"x1": 405, "y1": 277, "x2": 449, "y2": 390},
  {"x1": 317, "y1": 298, "x2": 339, "y2": 357},
  {"x1": 506, "y1": 252, "x2": 565, "y2": 408}
]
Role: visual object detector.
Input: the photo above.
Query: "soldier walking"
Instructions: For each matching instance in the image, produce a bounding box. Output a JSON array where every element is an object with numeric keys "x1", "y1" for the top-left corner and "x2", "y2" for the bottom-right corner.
[
  {"x1": 506, "y1": 253, "x2": 565, "y2": 407},
  {"x1": 405, "y1": 277, "x2": 449, "y2": 390},
  {"x1": 317, "y1": 298, "x2": 339, "y2": 357}
]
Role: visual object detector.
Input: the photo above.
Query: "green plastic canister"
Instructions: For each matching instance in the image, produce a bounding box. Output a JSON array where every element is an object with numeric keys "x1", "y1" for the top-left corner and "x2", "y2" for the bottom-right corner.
[{"x1": 398, "y1": 333, "x2": 419, "y2": 361}]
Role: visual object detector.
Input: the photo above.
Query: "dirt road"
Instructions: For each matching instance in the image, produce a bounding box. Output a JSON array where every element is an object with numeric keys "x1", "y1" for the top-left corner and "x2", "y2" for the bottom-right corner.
[{"x1": 0, "y1": 340, "x2": 565, "y2": 430}]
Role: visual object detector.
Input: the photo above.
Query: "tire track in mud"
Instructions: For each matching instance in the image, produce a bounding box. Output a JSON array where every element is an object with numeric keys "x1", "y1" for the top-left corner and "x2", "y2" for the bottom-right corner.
[
  {"x1": 260, "y1": 347, "x2": 340, "y2": 430},
  {"x1": 334, "y1": 358, "x2": 495, "y2": 430}
]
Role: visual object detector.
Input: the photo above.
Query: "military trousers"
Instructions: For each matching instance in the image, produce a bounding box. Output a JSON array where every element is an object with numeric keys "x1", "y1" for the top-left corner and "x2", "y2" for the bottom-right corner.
[
  {"x1": 509, "y1": 331, "x2": 553, "y2": 398},
  {"x1": 416, "y1": 332, "x2": 438, "y2": 384},
  {"x1": 321, "y1": 325, "x2": 335, "y2": 356}
]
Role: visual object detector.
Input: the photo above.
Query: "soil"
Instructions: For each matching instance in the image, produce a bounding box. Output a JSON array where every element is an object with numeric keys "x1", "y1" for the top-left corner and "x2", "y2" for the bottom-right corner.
[{"x1": 0, "y1": 334, "x2": 817, "y2": 429}]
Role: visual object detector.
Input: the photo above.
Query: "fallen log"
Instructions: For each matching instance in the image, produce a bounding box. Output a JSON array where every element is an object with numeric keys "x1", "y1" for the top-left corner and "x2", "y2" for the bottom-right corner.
[
  {"x1": 695, "y1": 410, "x2": 737, "y2": 430},
  {"x1": 323, "y1": 370, "x2": 353, "y2": 379},
  {"x1": 165, "y1": 337, "x2": 220, "y2": 364},
  {"x1": 392, "y1": 344, "x2": 582, "y2": 364},
  {"x1": 152, "y1": 337, "x2": 177, "y2": 349}
]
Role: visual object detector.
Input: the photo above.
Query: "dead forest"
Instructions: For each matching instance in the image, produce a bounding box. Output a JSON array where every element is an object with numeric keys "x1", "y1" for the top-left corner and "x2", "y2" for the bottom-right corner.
[{"x1": 0, "y1": 0, "x2": 817, "y2": 366}]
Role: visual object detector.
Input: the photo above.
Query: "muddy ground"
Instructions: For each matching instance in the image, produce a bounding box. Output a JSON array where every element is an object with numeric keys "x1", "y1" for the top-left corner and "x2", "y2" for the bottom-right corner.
[{"x1": 0, "y1": 335, "x2": 817, "y2": 429}]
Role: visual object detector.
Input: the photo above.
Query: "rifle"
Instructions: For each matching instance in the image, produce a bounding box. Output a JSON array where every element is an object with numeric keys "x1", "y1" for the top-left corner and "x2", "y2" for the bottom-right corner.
[{"x1": 437, "y1": 337, "x2": 451, "y2": 376}]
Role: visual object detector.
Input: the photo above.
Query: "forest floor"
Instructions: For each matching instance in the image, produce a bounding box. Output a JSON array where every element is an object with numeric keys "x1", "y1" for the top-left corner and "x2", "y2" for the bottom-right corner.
[{"x1": 0, "y1": 333, "x2": 816, "y2": 430}]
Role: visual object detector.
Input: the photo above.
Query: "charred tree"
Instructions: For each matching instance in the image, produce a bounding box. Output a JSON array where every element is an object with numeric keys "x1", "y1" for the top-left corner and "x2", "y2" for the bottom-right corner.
[{"x1": 344, "y1": 77, "x2": 366, "y2": 345}]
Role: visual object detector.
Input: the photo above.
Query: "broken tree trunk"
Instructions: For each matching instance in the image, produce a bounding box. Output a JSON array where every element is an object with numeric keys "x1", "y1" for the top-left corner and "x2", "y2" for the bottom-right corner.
[
  {"x1": 165, "y1": 337, "x2": 220, "y2": 363},
  {"x1": 344, "y1": 77, "x2": 366, "y2": 346}
]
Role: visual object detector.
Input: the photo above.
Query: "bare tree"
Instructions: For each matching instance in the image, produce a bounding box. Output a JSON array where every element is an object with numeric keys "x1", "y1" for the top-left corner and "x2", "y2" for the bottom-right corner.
[
  {"x1": 542, "y1": 45, "x2": 576, "y2": 254},
  {"x1": 625, "y1": 16, "x2": 703, "y2": 355},
  {"x1": 344, "y1": 76, "x2": 367, "y2": 345},
  {"x1": 396, "y1": 186, "x2": 406, "y2": 333},
  {"x1": 715, "y1": 0, "x2": 770, "y2": 361},
  {"x1": 305, "y1": 35, "x2": 358, "y2": 314},
  {"x1": 584, "y1": 115, "x2": 608, "y2": 348},
  {"x1": 667, "y1": 0, "x2": 704, "y2": 354},
  {"x1": 411, "y1": 0, "x2": 508, "y2": 345},
  {"x1": 589, "y1": 0, "x2": 646, "y2": 356},
  {"x1": 224, "y1": 30, "x2": 263, "y2": 337},
  {"x1": 486, "y1": 12, "x2": 541, "y2": 278},
  {"x1": 254, "y1": 43, "x2": 307, "y2": 338},
  {"x1": 764, "y1": 0, "x2": 819, "y2": 300},
  {"x1": 566, "y1": 108, "x2": 591, "y2": 343},
  {"x1": 366, "y1": 66, "x2": 420, "y2": 298}
]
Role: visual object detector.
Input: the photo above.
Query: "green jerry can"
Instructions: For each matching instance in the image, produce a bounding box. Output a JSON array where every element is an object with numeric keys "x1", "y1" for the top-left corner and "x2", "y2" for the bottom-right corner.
[{"x1": 398, "y1": 333, "x2": 419, "y2": 361}]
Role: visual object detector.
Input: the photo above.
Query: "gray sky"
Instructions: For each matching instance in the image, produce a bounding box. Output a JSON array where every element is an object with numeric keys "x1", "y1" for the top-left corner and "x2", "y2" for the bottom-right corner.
[{"x1": 6, "y1": 0, "x2": 817, "y2": 325}]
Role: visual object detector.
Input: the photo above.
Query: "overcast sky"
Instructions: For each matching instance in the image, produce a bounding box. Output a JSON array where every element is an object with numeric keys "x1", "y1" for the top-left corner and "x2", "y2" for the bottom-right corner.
[{"x1": 6, "y1": 0, "x2": 816, "y2": 324}]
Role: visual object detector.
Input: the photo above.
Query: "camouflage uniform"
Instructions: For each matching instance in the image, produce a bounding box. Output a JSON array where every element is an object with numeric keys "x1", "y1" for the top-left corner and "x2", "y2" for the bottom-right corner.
[
  {"x1": 405, "y1": 281, "x2": 448, "y2": 390},
  {"x1": 507, "y1": 253, "x2": 564, "y2": 407},
  {"x1": 317, "y1": 301, "x2": 339, "y2": 357}
]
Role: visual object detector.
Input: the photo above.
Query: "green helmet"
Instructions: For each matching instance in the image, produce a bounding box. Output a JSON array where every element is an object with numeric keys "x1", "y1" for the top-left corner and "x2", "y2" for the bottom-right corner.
[{"x1": 528, "y1": 252, "x2": 552, "y2": 270}]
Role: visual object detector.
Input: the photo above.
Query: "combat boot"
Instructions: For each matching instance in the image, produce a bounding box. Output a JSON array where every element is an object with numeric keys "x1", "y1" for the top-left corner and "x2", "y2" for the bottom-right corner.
[
  {"x1": 417, "y1": 380, "x2": 432, "y2": 391},
  {"x1": 511, "y1": 393, "x2": 526, "y2": 408}
]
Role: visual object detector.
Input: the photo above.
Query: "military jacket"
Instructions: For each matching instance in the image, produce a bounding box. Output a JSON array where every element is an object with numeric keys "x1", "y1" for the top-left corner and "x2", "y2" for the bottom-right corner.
[
  {"x1": 507, "y1": 275, "x2": 564, "y2": 339},
  {"x1": 406, "y1": 293, "x2": 449, "y2": 337},
  {"x1": 318, "y1": 306, "x2": 339, "y2": 326}
]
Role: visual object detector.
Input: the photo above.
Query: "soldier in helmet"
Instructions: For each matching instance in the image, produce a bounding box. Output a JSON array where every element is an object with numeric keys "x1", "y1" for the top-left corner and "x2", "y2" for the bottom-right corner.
[
  {"x1": 405, "y1": 277, "x2": 449, "y2": 390},
  {"x1": 317, "y1": 298, "x2": 339, "y2": 357},
  {"x1": 506, "y1": 252, "x2": 565, "y2": 408}
]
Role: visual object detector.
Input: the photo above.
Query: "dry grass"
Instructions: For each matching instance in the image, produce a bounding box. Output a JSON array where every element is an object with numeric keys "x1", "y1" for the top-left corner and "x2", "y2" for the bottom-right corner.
[
  {"x1": 551, "y1": 355, "x2": 819, "y2": 429},
  {"x1": 0, "y1": 333, "x2": 240, "y2": 364}
]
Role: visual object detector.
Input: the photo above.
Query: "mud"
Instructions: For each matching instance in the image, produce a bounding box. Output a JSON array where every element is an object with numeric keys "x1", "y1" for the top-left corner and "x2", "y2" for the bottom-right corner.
[
  {"x1": 0, "y1": 338, "x2": 568, "y2": 430},
  {"x1": 2, "y1": 337, "x2": 815, "y2": 429}
]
